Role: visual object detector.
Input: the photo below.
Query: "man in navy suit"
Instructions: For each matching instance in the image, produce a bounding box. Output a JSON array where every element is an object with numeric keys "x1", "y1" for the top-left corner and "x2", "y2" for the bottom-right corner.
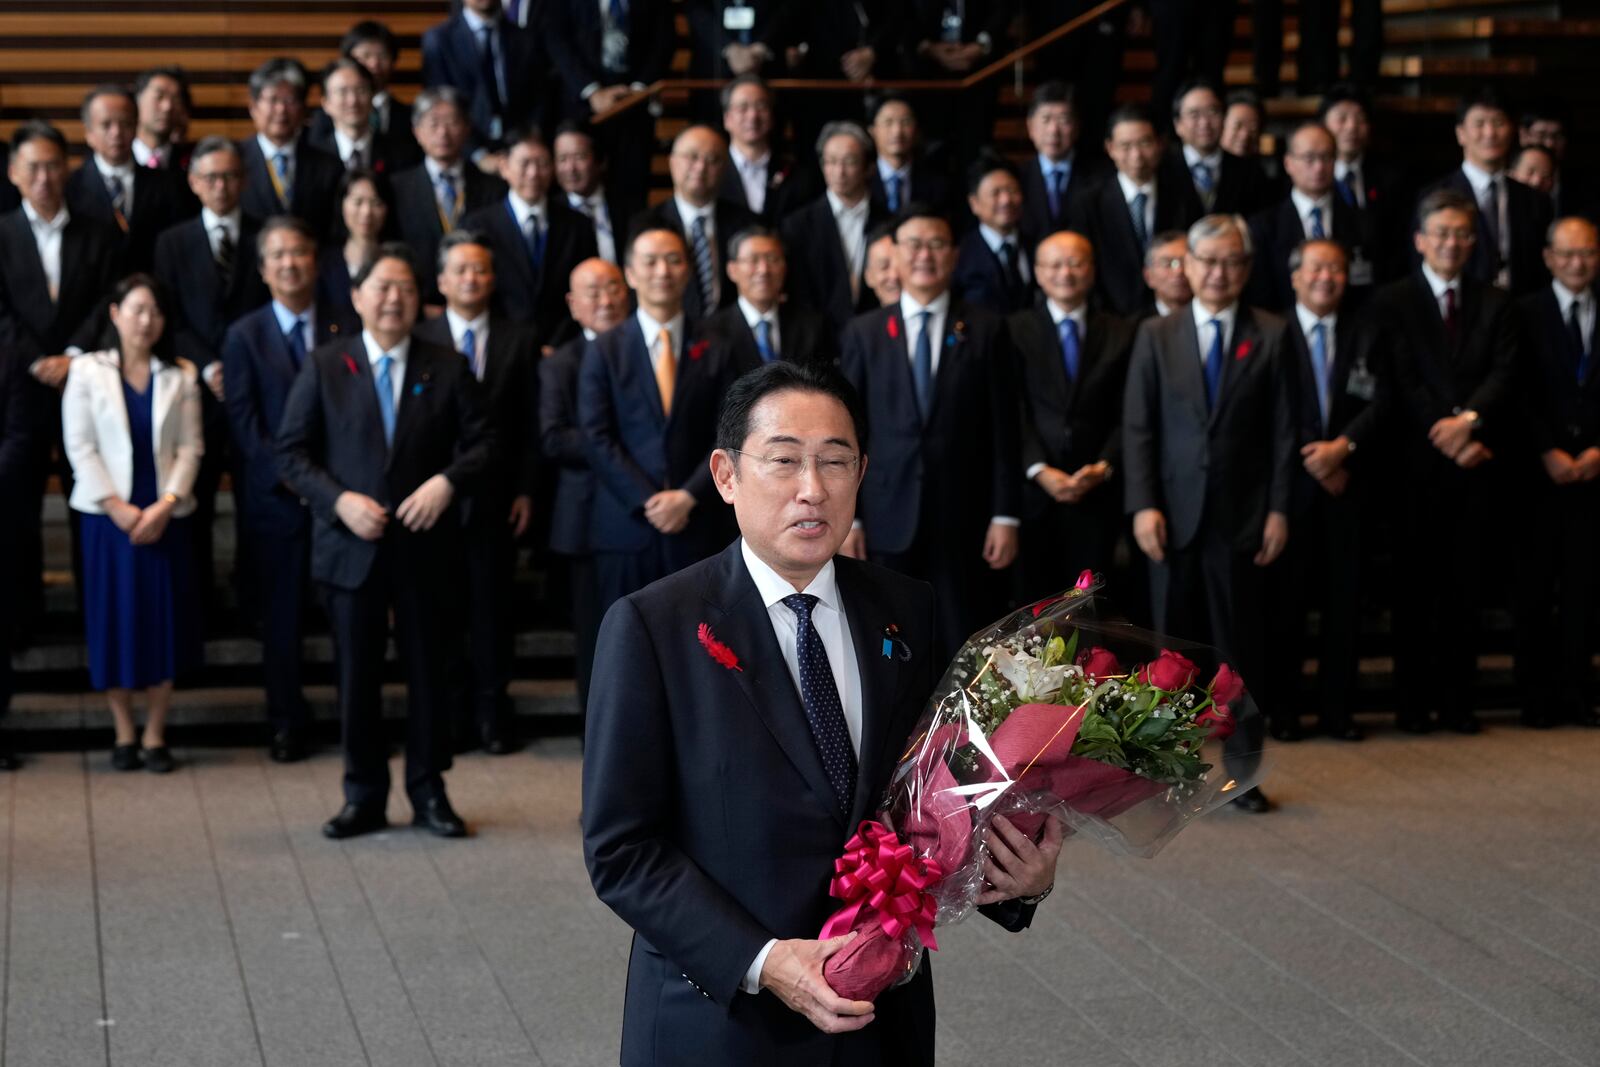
[
  {"x1": 306, "y1": 59, "x2": 421, "y2": 176},
  {"x1": 952, "y1": 154, "x2": 1035, "y2": 315},
  {"x1": 1163, "y1": 81, "x2": 1271, "y2": 220},
  {"x1": 276, "y1": 244, "x2": 489, "y2": 839},
  {"x1": 461, "y1": 129, "x2": 598, "y2": 340},
  {"x1": 1513, "y1": 217, "x2": 1600, "y2": 729},
  {"x1": 132, "y1": 66, "x2": 195, "y2": 175},
  {"x1": 422, "y1": 0, "x2": 553, "y2": 155},
  {"x1": 65, "y1": 85, "x2": 189, "y2": 274},
  {"x1": 866, "y1": 95, "x2": 950, "y2": 218},
  {"x1": 413, "y1": 231, "x2": 541, "y2": 754},
  {"x1": 1123, "y1": 214, "x2": 1294, "y2": 813},
  {"x1": 701, "y1": 226, "x2": 838, "y2": 373},
  {"x1": 553, "y1": 121, "x2": 630, "y2": 267},
  {"x1": 1018, "y1": 81, "x2": 1098, "y2": 250},
  {"x1": 840, "y1": 206, "x2": 1023, "y2": 660},
  {"x1": 578, "y1": 225, "x2": 742, "y2": 622},
  {"x1": 542, "y1": 257, "x2": 631, "y2": 721},
  {"x1": 236, "y1": 59, "x2": 343, "y2": 239},
  {"x1": 781, "y1": 122, "x2": 888, "y2": 334},
  {"x1": 222, "y1": 216, "x2": 360, "y2": 763},
  {"x1": 583, "y1": 359, "x2": 1060, "y2": 1065}
]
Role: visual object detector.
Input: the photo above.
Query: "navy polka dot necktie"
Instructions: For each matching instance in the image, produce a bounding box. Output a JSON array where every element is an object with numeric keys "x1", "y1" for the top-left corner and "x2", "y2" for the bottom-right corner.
[{"x1": 782, "y1": 593, "x2": 857, "y2": 815}]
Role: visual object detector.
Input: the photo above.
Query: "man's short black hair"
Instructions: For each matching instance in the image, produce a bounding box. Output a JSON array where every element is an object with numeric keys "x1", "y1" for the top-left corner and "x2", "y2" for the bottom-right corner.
[
  {"x1": 1415, "y1": 188, "x2": 1478, "y2": 233},
  {"x1": 891, "y1": 201, "x2": 951, "y2": 237},
  {"x1": 81, "y1": 84, "x2": 138, "y2": 126},
  {"x1": 1172, "y1": 78, "x2": 1222, "y2": 121},
  {"x1": 719, "y1": 73, "x2": 771, "y2": 114},
  {"x1": 321, "y1": 56, "x2": 375, "y2": 94},
  {"x1": 553, "y1": 118, "x2": 605, "y2": 160},
  {"x1": 866, "y1": 91, "x2": 914, "y2": 126},
  {"x1": 1028, "y1": 81, "x2": 1076, "y2": 120},
  {"x1": 1512, "y1": 143, "x2": 1555, "y2": 170},
  {"x1": 1225, "y1": 89, "x2": 1262, "y2": 119},
  {"x1": 715, "y1": 361, "x2": 866, "y2": 460},
  {"x1": 626, "y1": 225, "x2": 688, "y2": 264},
  {"x1": 352, "y1": 241, "x2": 416, "y2": 288},
  {"x1": 340, "y1": 19, "x2": 399, "y2": 62},
  {"x1": 1456, "y1": 86, "x2": 1510, "y2": 126},
  {"x1": 1105, "y1": 103, "x2": 1154, "y2": 138},
  {"x1": 256, "y1": 215, "x2": 318, "y2": 264},
  {"x1": 1316, "y1": 83, "x2": 1370, "y2": 123},
  {"x1": 965, "y1": 152, "x2": 1020, "y2": 197},
  {"x1": 134, "y1": 66, "x2": 193, "y2": 111},
  {"x1": 10, "y1": 121, "x2": 67, "y2": 156}
]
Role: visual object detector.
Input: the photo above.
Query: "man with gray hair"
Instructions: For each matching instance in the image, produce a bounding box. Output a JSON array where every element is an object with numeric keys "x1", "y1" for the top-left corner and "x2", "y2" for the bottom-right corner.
[
  {"x1": 781, "y1": 120, "x2": 889, "y2": 331},
  {"x1": 237, "y1": 57, "x2": 343, "y2": 237},
  {"x1": 1123, "y1": 212, "x2": 1294, "y2": 813}
]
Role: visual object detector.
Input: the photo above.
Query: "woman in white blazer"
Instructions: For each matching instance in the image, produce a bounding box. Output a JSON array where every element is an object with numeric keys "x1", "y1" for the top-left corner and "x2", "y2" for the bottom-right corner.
[{"x1": 62, "y1": 274, "x2": 203, "y2": 774}]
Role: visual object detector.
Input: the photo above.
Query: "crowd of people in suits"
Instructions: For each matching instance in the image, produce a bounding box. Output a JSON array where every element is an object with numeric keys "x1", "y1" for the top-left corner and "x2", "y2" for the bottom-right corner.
[{"x1": 0, "y1": 0, "x2": 1597, "y2": 832}]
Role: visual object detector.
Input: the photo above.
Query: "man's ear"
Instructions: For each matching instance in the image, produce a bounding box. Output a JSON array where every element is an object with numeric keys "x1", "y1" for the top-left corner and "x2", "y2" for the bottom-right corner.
[{"x1": 710, "y1": 448, "x2": 739, "y2": 505}]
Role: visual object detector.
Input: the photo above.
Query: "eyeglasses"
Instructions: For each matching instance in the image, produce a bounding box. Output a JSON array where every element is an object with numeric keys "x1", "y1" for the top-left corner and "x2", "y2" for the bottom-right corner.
[
  {"x1": 1549, "y1": 247, "x2": 1599, "y2": 262},
  {"x1": 1424, "y1": 227, "x2": 1475, "y2": 243},
  {"x1": 899, "y1": 238, "x2": 951, "y2": 255},
  {"x1": 1189, "y1": 253, "x2": 1249, "y2": 273},
  {"x1": 727, "y1": 448, "x2": 861, "y2": 482}
]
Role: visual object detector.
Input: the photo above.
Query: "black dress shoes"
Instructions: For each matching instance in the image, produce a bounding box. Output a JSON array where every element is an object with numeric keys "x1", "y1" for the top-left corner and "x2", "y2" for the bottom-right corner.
[
  {"x1": 1268, "y1": 719, "x2": 1306, "y2": 742},
  {"x1": 1320, "y1": 720, "x2": 1365, "y2": 741},
  {"x1": 481, "y1": 727, "x2": 516, "y2": 756},
  {"x1": 0, "y1": 746, "x2": 19, "y2": 771},
  {"x1": 322, "y1": 804, "x2": 388, "y2": 840},
  {"x1": 111, "y1": 743, "x2": 143, "y2": 771},
  {"x1": 1230, "y1": 787, "x2": 1272, "y2": 814},
  {"x1": 269, "y1": 730, "x2": 309, "y2": 763},
  {"x1": 142, "y1": 746, "x2": 175, "y2": 774},
  {"x1": 413, "y1": 795, "x2": 469, "y2": 838}
]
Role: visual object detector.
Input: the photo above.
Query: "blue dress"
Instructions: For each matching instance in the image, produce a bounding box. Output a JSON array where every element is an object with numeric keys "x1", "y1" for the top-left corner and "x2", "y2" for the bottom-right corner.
[{"x1": 79, "y1": 376, "x2": 200, "y2": 690}]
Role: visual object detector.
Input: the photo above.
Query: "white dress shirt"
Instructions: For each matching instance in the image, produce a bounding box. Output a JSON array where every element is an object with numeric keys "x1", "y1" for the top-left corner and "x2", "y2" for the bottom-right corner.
[
  {"x1": 1116, "y1": 171, "x2": 1155, "y2": 238},
  {"x1": 1183, "y1": 143, "x2": 1223, "y2": 206},
  {"x1": 737, "y1": 296, "x2": 781, "y2": 358},
  {"x1": 730, "y1": 144, "x2": 770, "y2": 215},
  {"x1": 372, "y1": 91, "x2": 394, "y2": 135},
  {"x1": 1155, "y1": 299, "x2": 1179, "y2": 318},
  {"x1": 92, "y1": 155, "x2": 136, "y2": 217},
  {"x1": 737, "y1": 538, "x2": 863, "y2": 994},
  {"x1": 363, "y1": 329, "x2": 409, "y2": 410},
  {"x1": 1191, "y1": 301, "x2": 1238, "y2": 366},
  {"x1": 21, "y1": 201, "x2": 69, "y2": 303},
  {"x1": 508, "y1": 191, "x2": 548, "y2": 243},
  {"x1": 445, "y1": 308, "x2": 491, "y2": 380},
  {"x1": 826, "y1": 190, "x2": 870, "y2": 293},
  {"x1": 333, "y1": 128, "x2": 374, "y2": 169},
  {"x1": 568, "y1": 189, "x2": 616, "y2": 263},
  {"x1": 1460, "y1": 159, "x2": 1510, "y2": 281},
  {"x1": 978, "y1": 223, "x2": 1030, "y2": 284},
  {"x1": 636, "y1": 307, "x2": 685, "y2": 372},
  {"x1": 1555, "y1": 280, "x2": 1596, "y2": 355},
  {"x1": 1290, "y1": 188, "x2": 1336, "y2": 239},
  {"x1": 1421, "y1": 262, "x2": 1462, "y2": 321},
  {"x1": 200, "y1": 206, "x2": 241, "y2": 262},
  {"x1": 131, "y1": 137, "x2": 166, "y2": 169}
]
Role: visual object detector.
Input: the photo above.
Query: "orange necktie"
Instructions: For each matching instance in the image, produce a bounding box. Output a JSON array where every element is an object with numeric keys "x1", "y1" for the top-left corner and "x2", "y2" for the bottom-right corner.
[{"x1": 655, "y1": 327, "x2": 676, "y2": 416}]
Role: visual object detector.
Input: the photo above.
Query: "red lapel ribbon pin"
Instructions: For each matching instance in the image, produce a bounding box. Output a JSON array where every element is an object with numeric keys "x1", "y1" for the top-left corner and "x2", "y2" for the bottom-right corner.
[
  {"x1": 1234, "y1": 339, "x2": 1254, "y2": 361},
  {"x1": 698, "y1": 623, "x2": 742, "y2": 672},
  {"x1": 689, "y1": 340, "x2": 710, "y2": 361}
]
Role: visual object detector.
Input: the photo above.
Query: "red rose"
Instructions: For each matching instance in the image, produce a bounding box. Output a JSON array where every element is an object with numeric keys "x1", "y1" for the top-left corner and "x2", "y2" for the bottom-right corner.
[
  {"x1": 1077, "y1": 646, "x2": 1121, "y2": 679},
  {"x1": 1197, "y1": 704, "x2": 1235, "y2": 740},
  {"x1": 1137, "y1": 649, "x2": 1199, "y2": 691},
  {"x1": 1209, "y1": 663, "x2": 1245, "y2": 706},
  {"x1": 1074, "y1": 569, "x2": 1094, "y2": 590}
]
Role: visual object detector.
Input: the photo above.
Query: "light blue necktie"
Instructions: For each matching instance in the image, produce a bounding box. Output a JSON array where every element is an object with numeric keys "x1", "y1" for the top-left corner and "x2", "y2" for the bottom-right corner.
[
  {"x1": 461, "y1": 326, "x2": 479, "y2": 379},
  {"x1": 911, "y1": 310, "x2": 934, "y2": 420},
  {"x1": 1046, "y1": 165, "x2": 1066, "y2": 222},
  {"x1": 374, "y1": 354, "x2": 396, "y2": 446},
  {"x1": 1310, "y1": 321, "x2": 1330, "y2": 427},
  {"x1": 887, "y1": 173, "x2": 903, "y2": 214},
  {"x1": 1058, "y1": 315, "x2": 1080, "y2": 384},
  {"x1": 1192, "y1": 160, "x2": 1214, "y2": 208},
  {"x1": 754, "y1": 318, "x2": 775, "y2": 362},
  {"x1": 1203, "y1": 319, "x2": 1223, "y2": 411},
  {"x1": 273, "y1": 150, "x2": 292, "y2": 206},
  {"x1": 1309, "y1": 205, "x2": 1326, "y2": 240}
]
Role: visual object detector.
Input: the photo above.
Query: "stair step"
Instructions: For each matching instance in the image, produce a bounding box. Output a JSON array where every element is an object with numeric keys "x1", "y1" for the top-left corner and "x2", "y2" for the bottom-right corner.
[{"x1": 1384, "y1": 15, "x2": 1600, "y2": 43}]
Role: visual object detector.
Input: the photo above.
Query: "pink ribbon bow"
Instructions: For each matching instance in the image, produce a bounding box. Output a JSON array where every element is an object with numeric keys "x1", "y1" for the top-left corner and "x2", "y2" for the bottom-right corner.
[{"x1": 820, "y1": 821, "x2": 943, "y2": 951}]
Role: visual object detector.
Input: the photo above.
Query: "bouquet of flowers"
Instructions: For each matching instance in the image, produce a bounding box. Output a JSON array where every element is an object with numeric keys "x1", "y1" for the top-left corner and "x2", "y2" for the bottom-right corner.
[{"x1": 817, "y1": 572, "x2": 1266, "y2": 1001}]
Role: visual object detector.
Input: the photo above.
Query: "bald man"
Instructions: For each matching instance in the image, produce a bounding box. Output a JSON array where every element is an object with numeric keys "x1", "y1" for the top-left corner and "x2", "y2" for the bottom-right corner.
[
  {"x1": 542, "y1": 257, "x2": 630, "y2": 715},
  {"x1": 627, "y1": 125, "x2": 756, "y2": 322},
  {"x1": 1010, "y1": 231, "x2": 1138, "y2": 596}
]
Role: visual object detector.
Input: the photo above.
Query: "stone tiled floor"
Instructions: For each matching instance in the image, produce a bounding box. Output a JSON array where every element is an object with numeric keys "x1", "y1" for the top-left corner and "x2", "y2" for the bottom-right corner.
[{"x1": 1, "y1": 722, "x2": 1595, "y2": 1066}]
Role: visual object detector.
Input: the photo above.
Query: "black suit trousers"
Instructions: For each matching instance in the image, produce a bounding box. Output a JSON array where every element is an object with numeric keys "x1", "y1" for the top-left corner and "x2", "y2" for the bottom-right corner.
[
  {"x1": 321, "y1": 536, "x2": 454, "y2": 808},
  {"x1": 249, "y1": 524, "x2": 312, "y2": 735},
  {"x1": 451, "y1": 506, "x2": 517, "y2": 739},
  {"x1": 1020, "y1": 492, "x2": 1121, "y2": 604},
  {"x1": 1513, "y1": 478, "x2": 1600, "y2": 711}
]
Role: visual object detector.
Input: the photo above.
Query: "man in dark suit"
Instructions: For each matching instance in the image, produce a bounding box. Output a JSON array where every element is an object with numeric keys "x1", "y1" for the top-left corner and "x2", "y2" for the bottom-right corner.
[
  {"x1": 309, "y1": 21, "x2": 422, "y2": 165},
  {"x1": 1139, "y1": 229, "x2": 1193, "y2": 320},
  {"x1": 1375, "y1": 189, "x2": 1520, "y2": 735},
  {"x1": 579, "y1": 225, "x2": 742, "y2": 622},
  {"x1": 542, "y1": 257, "x2": 631, "y2": 720},
  {"x1": 628, "y1": 125, "x2": 757, "y2": 324},
  {"x1": 866, "y1": 94, "x2": 951, "y2": 218},
  {"x1": 702, "y1": 226, "x2": 838, "y2": 374},
  {"x1": 1319, "y1": 86, "x2": 1409, "y2": 283},
  {"x1": 222, "y1": 216, "x2": 360, "y2": 763},
  {"x1": 66, "y1": 85, "x2": 189, "y2": 274},
  {"x1": 1513, "y1": 216, "x2": 1600, "y2": 729},
  {"x1": 1012, "y1": 231, "x2": 1135, "y2": 598},
  {"x1": 553, "y1": 121, "x2": 629, "y2": 266},
  {"x1": 390, "y1": 88, "x2": 508, "y2": 309},
  {"x1": 1520, "y1": 103, "x2": 1592, "y2": 219},
  {"x1": 686, "y1": 0, "x2": 792, "y2": 81},
  {"x1": 1069, "y1": 104, "x2": 1194, "y2": 317},
  {"x1": 132, "y1": 66, "x2": 195, "y2": 174},
  {"x1": 840, "y1": 207, "x2": 1022, "y2": 659},
  {"x1": 461, "y1": 129, "x2": 598, "y2": 339},
  {"x1": 237, "y1": 58, "x2": 343, "y2": 238},
  {"x1": 1019, "y1": 81, "x2": 1098, "y2": 250},
  {"x1": 1164, "y1": 81, "x2": 1271, "y2": 220},
  {"x1": 1424, "y1": 88, "x2": 1553, "y2": 297},
  {"x1": 547, "y1": 0, "x2": 673, "y2": 214},
  {"x1": 1264, "y1": 239, "x2": 1382, "y2": 742},
  {"x1": 952, "y1": 154, "x2": 1035, "y2": 315},
  {"x1": 277, "y1": 244, "x2": 489, "y2": 839},
  {"x1": 781, "y1": 122, "x2": 888, "y2": 333},
  {"x1": 1123, "y1": 214, "x2": 1294, "y2": 813},
  {"x1": 421, "y1": 0, "x2": 553, "y2": 154},
  {"x1": 0, "y1": 144, "x2": 17, "y2": 217},
  {"x1": 413, "y1": 231, "x2": 541, "y2": 754},
  {"x1": 0, "y1": 122, "x2": 122, "y2": 630},
  {"x1": 719, "y1": 76, "x2": 803, "y2": 222},
  {"x1": 900, "y1": 0, "x2": 1012, "y2": 164},
  {"x1": 0, "y1": 304, "x2": 44, "y2": 770},
  {"x1": 1247, "y1": 123, "x2": 1378, "y2": 312},
  {"x1": 306, "y1": 59, "x2": 421, "y2": 176},
  {"x1": 583, "y1": 359, "x2": 1058, "y2": 1065}
]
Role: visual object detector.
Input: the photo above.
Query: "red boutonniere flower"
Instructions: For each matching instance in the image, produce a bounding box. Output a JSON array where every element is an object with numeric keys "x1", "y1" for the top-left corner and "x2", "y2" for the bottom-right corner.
[
  {"x1": 342, "y1": 354, "x2": 360, "y2": 376},
  {"x1": 1368, "y1": 188, "x2": 1379, "y2": 203},
  {"x1": 886, "y1": 315, "x2": 900, "y2": 340},
  {"x1": 689, "y1": 340, "x2": 710, "y2": 361},
  {"x1": 698, "y1": 623, "x2": 742, "y2": 672},
  {"x1": 1234, "y1": 339, "x2": 1254, "y2": 361}
]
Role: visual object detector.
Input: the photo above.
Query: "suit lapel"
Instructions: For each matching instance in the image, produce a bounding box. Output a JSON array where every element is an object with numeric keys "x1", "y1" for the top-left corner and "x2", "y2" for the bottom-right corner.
[
  {"x1": 1212, "y1": 309, "x2": 1256, "y2": 423},
  {"x1": 623, "y1": 318, "x2": 667, "y2": 427},
  {"x1": 838, "y1": 559, "x2": 902, "y2": 829},
  {"x1": 390, "y1": 343, "x2": 430, "y2": 458},
  {"x1": 339, "y1": 339, "x2": 389, "y2": 458},
  {"x1": 151, "y1": 360, "x2": 178, "y2": 439},
  {"x1": 1172, "y1": 312, "x2": 1210, "y2": 427}
]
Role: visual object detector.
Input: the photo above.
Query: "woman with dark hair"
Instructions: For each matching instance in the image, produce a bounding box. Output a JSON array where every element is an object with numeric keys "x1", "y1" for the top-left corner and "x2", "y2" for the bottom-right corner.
[
  {"x1": 62, "y1": 274, "x2": 203, "y2": 773},
  {"x1": 318, "y1": 166, "x2": 392, "y2": 320}
]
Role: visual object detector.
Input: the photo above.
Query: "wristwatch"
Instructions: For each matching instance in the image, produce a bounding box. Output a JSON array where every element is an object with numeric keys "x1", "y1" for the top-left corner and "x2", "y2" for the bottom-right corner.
[
  {"x1": 1018, "y1": 884, "x2": 1053, "y2": 906},
  {"x1": 161, "y1": 492, "x2": 179, "y2": 505}
]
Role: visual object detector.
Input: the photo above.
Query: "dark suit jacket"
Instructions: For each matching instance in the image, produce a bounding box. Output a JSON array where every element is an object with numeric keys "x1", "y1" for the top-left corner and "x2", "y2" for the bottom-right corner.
[
  {"x1": 153, "y1": 215, "x2": 270, "y2": 369},
  {"x1": 840, "y1": 301, "x2": 1022, "y2": 555},
  {"x1": 236, "y1": 134, "x2": 344, "y2": 238},
  {"x1": 413, "y1": 313, "x2": 542, "y2": 513},
  {"x1": 540, "y1": 334, "x2": 594, "y2": 556},
  {"x1": 1282, "y1": 306, "x2": 1384, "y2": 514},
  {"x1": 952, "y1": 228, "x2": 1035, "y2": 315},
  {"x1": 1373, "y1": 271, "x2": 1520, "y2": 475},
  {"x1": 685, "y1": 0, "x2": 795, "y2": 78},
  {"x1": 0, "y1": 345, "x2": 42, "y2": 499},
  {"x1": 0, "y1": 148, "x2": 18, "y2": 216},
  {"x1": 700, "y1": 301, "x2": 839, "y2": 374},
  {"x1": 1246, "y1": 194, "x2": 1375, "y2": 312},
  {"x1": 1518, "y1": 285, "x2": 1600, "y2": 457},
  {"x1": 577, "y1": 315, "x2": 738, "y2": 558},
  {"x1": 1010, "y1": 305, "x2": 1136, "y2": 517},
  {"x1": 303, "y1": 122, "x2": 423, "y2": 177},
  {"x1": 421, "y1": 14, "x2": 552, "y2": 150},
  {"x1": 391, "y1": 161, "x2": 507, "y2": 305},
  {"x1": 1164, "y1": 146, "x2": 1273, "y2": 219},
  {"x1": 275, "y1": 333, "x2": 490, "y2": 590},
  {"x1": 583, "y1": 540, "x2": 1033, "y2": 1065},
  {"x1": 1068, "y1": 170, "x2": 1193, "y2": 316},
  {"x1": 1122, "y1": 306, "x2": 1295, "y2": 551},
  {"x1": 460, "y1": 195, "x2": 598, "y2": 337},
  {"x1": 868, "y1": 159, "x2": 951, "y2": 217},
  {"x1": 549, "y1": 0, "x2": 675, "y2": 110},
  {"x1": 64, "y1": 161, "x2": 190, "y2": 274},
  {"x1": 780, "y1": 195, "x2": 889, "y2": 332},
  {"x1": 1425, "y1": 168, "x2": 1553, "y2": 297},
  {"x1": 902, "y1": 0, "x2": 1014, "y2": 65},
  {"x1": 0, "y1": 209, "x2": 122, "y2": 362},
  {"x1": 628, "y1": 198, "x2": 758, "y2": 322},
  {"x1": 717, "y1": 152, "x2": 804, "y2": 222},
  {"x1": 222, "y1": 301, "x2": 361, "y2": 534},
  {"x1": 792, "y1": 0, "x2": 905, "y2": 77},
  {"x1": 1019, "y1": 152, "x2": 1100, "y2": 249}
]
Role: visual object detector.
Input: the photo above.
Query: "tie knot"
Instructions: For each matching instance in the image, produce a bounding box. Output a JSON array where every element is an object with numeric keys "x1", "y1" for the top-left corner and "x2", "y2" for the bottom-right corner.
[
  {"x1": 377, "y1": 353, "x2": 393, "y2": 374},
  {"x1": 782, "y1": 592, "x2": 818, "y2": 621}
]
